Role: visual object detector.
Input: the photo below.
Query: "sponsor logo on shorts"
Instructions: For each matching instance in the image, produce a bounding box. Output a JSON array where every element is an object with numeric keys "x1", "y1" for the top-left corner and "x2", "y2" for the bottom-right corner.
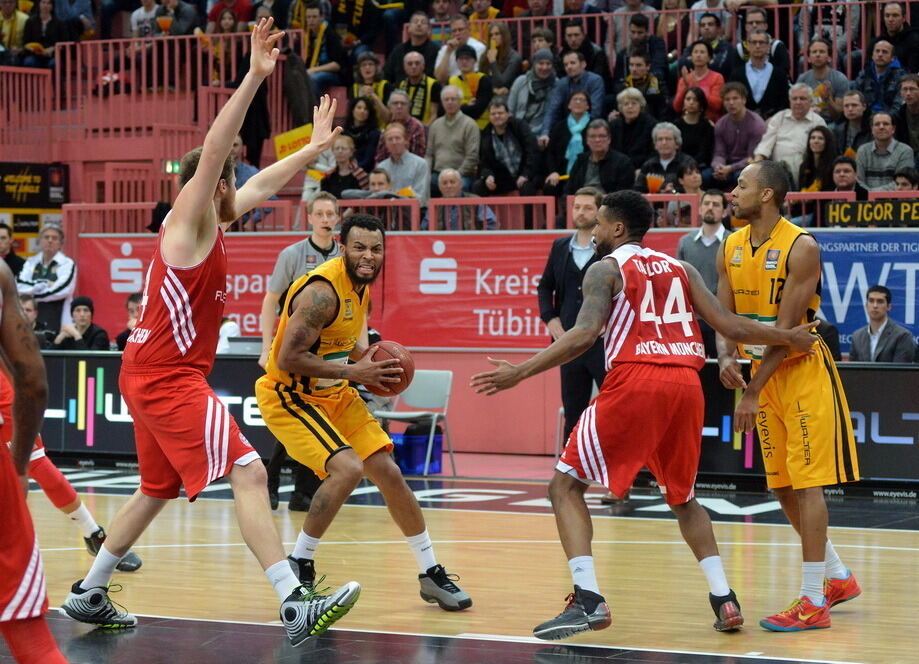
[
  {"x1": 757, "y1": 410, "x2": 773, "y2": 458},
  {"x1": 764, "y1": 249, "x2": 781, "y2": 271},
  {"x1": 797, "y1": 401, "x2": 812, "y2": 465}
]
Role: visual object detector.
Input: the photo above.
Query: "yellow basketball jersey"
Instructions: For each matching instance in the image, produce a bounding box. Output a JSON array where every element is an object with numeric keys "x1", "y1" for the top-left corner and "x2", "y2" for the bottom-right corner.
[
  {"x1": 264, "y1": 257, "x2": 369, "y2": 395},
  {"x1": 722, "y1": 217, "x2": 821, "y2": 361}
]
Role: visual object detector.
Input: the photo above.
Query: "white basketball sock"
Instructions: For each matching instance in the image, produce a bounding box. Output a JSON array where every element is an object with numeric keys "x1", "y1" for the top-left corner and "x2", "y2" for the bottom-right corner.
[
  {"x1": 406, "y1": 530, "x2": 437, "y2": 573},
  {"x1": 265, "y1": 559, "x2": 302, "y2": 601},
  {"x1": 68, "y1": 504, "x2": 100, "y2": 538},
  {"x1": 81, "y1": 544, "x2": 122, "y2": 590},
  {"x1": 699, "y1": 555, "x2": 731, "y2": 597},
  {"x1": 824, "y1": 540, "x2": 848, "y2": 579},
  {"x1": 568, "y1": 556, "x2": 600, "y2": 595},
  {"x1": 801, "y1": 561, "x2": 826, "y2": 605},
  {"x1": 292, "y1": 530, "x2": 320, "y2": 561}
]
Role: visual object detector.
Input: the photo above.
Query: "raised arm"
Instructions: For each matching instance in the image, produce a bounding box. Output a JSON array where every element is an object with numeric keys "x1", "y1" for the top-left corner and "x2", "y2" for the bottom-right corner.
[
  {"x1": 167, "y1": 19, "x2": 284, "y2": 251},
  {"x1": 681, "y1": 260, "x2": 816, "y2": 349},
  {"x1": 234, "y1": 95, "x2": 342, "y2": 218},
  {"x1": 733, "y1": 235, "x2": 822, "y2": 433},
  {"x1": 471, "y1": 259, "x2": 621, "y2": 395},
  {"x1": 274, "y1": 280, "x2": 402, "y2": 391},
  {"x1": 0, "y1": 263, "x2": 48, "y2": 476}
]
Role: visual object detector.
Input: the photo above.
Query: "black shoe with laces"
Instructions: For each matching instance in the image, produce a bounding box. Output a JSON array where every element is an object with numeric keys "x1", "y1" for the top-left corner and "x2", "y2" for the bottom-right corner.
[
  {"x1": 84, "y1": 527, "x2": 143, "y2": 572},
  {"x1": 288, "y1": 555, "x2": 316, "y2": 590},
  {"x1": 418, "y1": 564, "x2": 472, "y2": 611},
  {"x1": 533, "y1": 585, "x2": 611, "y2": 641},
  {"x1": 710, "y1": 589, "x2": 744, "y2": 631}
]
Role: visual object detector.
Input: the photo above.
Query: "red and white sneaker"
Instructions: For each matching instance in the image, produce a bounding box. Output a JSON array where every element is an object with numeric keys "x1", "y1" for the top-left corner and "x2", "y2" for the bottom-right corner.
[
  {"x1": 824, "y1": 571, "x2": 861, "y2": 608},
  {"x1": 760, "y1": 596, "x2": 831, "y2": 632}
]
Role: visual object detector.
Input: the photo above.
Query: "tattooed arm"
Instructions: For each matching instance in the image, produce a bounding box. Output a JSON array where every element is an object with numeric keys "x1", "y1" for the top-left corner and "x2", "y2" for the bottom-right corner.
[
  {"x1": 471, "y1": 259, "x2": 622, "y2": 395},
  {"x1": 275, "y1": 280, "x2": 402, "y2": 390},
  {"x1": 0, "y1": 262, "x2": 48, "y2": 476}
]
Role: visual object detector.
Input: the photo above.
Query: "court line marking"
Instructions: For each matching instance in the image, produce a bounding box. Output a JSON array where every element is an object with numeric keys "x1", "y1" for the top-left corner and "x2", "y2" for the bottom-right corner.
[
  {"x1": 52, "y1": 611, "x2": 866, "y2": 664},
  {"x1": 42, "y1": 487, "x2": 919, "y2": 534},
  {"x1": 38, "y1": 539, "x2": 919, "y2": 553}
]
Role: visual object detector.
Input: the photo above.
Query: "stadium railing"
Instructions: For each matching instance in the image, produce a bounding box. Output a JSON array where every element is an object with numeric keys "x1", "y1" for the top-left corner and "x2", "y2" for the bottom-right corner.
[
  {"x1": 0, "y1": 65, "x2": 52, "y2": 161},
  {"x1": 413, "y1": 1, "x2": 883, "y2": 82},
  {"x1": 785, "y1": 191, "x2": 857, "y2": 228}
]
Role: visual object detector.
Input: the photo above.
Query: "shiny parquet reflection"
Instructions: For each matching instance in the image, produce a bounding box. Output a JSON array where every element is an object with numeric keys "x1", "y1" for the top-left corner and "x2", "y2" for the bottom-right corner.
[{"x1": 23, "y1": 491, "x2": 919, "y2": 664}]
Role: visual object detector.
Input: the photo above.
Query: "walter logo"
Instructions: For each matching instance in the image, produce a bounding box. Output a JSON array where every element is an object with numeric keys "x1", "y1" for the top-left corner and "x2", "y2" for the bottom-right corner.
[
  {"x1": 343, "y1": 298, "x2": 354, "y2": 319},
  {"x1": 765, "y1": 249, "x2": 781, "y2": 271},
  {"x1": 110, "y1": 242, "x2": 145, "y2": 293},
  {"x1": 731, "y1": 246, "x2": 743, "y2": 266},
  {"x1": 419, "y1": 240, "x2": 457, "y2": 295}
]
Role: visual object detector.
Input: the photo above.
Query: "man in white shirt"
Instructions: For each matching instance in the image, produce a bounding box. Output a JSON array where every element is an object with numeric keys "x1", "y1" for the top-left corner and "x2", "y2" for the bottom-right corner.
[
  {"x1": 433, "y1": 15, "x2": 485, "y2": 84},
  {"x1": 848, "y1": 285, "x2": 916, "y2": 362},
  {"x1": 753, "y1": 83, "x2": 825, "y2": 188}
]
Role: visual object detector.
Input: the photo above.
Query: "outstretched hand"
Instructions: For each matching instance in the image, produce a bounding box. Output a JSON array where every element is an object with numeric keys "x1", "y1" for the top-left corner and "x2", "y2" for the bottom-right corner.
[
  {"x1": 470, "y1": 358, "x2": 522, "y2": 395},
  {"x1": 249, "y1": 17, "x2": 285, "y2": 79},
  {"x1": 309, "y1": 95, "x2": 343, "y2": 153}
]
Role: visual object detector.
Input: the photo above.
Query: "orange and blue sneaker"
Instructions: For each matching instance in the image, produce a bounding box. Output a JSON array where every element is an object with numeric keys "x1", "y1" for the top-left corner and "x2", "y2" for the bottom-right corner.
[
  {"x1": 824, "y1": 571, "x2": 861, "y2": 608},
  {"x1": 759, "y1": 596, "x2": 831, "y2": 632}
]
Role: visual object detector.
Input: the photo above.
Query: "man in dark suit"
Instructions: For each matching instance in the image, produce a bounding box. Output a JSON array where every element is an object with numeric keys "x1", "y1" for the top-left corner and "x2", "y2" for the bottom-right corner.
[
  {"x1": 537, "y1": 187, "x2": 606, "y2": 441},
  {"x1": 849, "y1": 285, "x2": 917, "y2": 362}
]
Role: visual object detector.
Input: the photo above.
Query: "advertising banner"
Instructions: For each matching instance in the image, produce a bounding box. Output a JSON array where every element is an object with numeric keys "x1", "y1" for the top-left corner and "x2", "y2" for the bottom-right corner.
[
  {"x1": 812, "y1": 229, "x2": 919, "y2": 354},
  {"x1": 78, "y1": 229, "x2": 917, "y2": 354},
  {"x1": 0, "y1": 162, "x2": 69, "y2": 256},
  {"x1": 78, "y1": 231, "x2": 681, "y2": 350},
  {"x1": 41, "y1": 353, "x2": 919, "y2": 485}
]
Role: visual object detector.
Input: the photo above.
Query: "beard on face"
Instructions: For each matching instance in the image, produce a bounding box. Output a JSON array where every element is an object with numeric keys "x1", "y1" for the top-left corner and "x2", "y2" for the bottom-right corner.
[
  {"x1": 594, "y1": 238, "x2": 612, "y2": 256},
  {"x1": 702, "y1": 211, "x2": 719, "y2": 224},
  {"x1": 344, "y1": 252, "x2": 382, "y2": 286},
  {"x1": 218, "y1": 194, "x2": 236, "y2": 223}
]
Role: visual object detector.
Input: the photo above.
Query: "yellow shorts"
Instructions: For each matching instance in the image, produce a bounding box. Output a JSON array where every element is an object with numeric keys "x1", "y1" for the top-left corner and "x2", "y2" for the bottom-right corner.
[
  {"x1": 255, "y1": 379, "x2": 392, "y2": 479},
  {"x1": 754, "y1": 336, "x2": 860, "y2": 490}
]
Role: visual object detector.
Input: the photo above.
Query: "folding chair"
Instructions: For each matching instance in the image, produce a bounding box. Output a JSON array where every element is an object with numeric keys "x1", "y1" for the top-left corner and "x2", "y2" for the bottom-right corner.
[{"x1": 373, "y1": 370, "x2": 457, "y2": 476}]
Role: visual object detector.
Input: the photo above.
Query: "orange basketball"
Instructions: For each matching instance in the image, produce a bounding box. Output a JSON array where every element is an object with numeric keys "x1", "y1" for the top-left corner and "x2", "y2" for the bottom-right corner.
[{"x1": 363, "y1": 340, "x2": 414, "y2": 396}]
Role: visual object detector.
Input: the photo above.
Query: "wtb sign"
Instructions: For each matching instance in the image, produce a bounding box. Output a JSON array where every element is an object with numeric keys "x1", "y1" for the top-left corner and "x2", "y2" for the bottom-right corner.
[{"x1": 812, "y1": 230, "x2": 919, "y2": 355}]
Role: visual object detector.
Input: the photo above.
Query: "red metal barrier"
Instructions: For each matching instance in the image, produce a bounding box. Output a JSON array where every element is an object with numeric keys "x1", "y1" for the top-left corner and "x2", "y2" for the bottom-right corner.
[
  {"x1": 428, "y1": 196, "x2": 555, "y2": 230},
  {"x1": 0, "y1": 66, "x2": 52, "y2": 161},
  {"x1": 564, "y1": 193, "x2": 700, "y2": 229},
  {"x1": 785, "y1": 191, "x2": 856, "y2": 227},
  {"x1": 867, "y1": 190, "x2": 919, "y2": 201},
  {"x1": 299, "y1": 198, "x2": 422, "y2": 231}
]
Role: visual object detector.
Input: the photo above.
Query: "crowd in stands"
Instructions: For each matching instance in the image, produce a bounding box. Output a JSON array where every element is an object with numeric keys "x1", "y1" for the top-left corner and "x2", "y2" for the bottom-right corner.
[{"x1": 4, "y1": 0, "x2": 919, "y2": 224}]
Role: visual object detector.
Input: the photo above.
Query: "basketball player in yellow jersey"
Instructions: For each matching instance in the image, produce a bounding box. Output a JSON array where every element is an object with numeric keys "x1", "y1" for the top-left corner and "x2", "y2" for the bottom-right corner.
[
  {"x1": 255, "y1": 214, "x2": 472, "y2": 612},
  {"x1": 715, "y1": 161, "x2": 861, "y2": 632}
]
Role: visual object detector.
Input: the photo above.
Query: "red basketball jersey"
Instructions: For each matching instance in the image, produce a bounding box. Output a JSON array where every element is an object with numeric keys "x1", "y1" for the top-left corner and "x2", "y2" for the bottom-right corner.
[
  {"x1": 122, "y1": 219, "x2": 227, "y2": 375},
  {"x1": 602, "y1": 244, "x2": 705, "y2": 370}
]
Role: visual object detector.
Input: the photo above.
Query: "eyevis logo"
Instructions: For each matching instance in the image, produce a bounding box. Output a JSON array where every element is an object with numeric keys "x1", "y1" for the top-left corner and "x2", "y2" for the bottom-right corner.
[{"x1": 419, "y1": 240, "x2": 457, "y2": 295}]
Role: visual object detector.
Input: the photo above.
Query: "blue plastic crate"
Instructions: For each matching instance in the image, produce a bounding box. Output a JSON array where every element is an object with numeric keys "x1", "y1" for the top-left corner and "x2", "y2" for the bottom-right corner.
[{"x1": 390, "y1": 431, "x2": 442, "y2": 475}]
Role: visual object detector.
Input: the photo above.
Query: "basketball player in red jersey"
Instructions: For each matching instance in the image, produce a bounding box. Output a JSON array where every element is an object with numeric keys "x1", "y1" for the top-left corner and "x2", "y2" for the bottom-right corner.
[
  {"x1": 62, "y1": 20, "x2": 359, "y2": 646},
  {"x1": 0, "y1": 371, "x2": 143, "y2": 572},
  {"x1": 0, "y1": 261, "x2": 65, "y2": 663},
  {"x1": 472, "y1": 191, "x2": 818, "y2": 640}
]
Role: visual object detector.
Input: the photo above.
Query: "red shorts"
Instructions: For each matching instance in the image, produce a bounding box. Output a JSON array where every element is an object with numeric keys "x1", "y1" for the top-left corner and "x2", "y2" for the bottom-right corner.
[
  {"x1": 0, "y1": 445, "x2": 48, "y2": 623},
  {"x1": 558, "y1": 363, "x2": 704, "y2": 505},
  {"x1": 119, "y1": 367, "x2": 260, "y2": 501}
]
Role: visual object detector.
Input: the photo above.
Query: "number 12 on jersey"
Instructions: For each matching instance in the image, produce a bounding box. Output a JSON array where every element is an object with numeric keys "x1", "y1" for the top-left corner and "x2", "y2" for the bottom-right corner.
[{"x1": 639, "y1": 277, "x2": 695, "y2": 338}]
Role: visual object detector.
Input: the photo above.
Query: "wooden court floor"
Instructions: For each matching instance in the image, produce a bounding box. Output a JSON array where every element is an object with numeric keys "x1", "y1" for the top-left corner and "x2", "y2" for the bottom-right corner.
[{"x1": 14, "y1": 485, "x2": 918, "y2": 664}]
